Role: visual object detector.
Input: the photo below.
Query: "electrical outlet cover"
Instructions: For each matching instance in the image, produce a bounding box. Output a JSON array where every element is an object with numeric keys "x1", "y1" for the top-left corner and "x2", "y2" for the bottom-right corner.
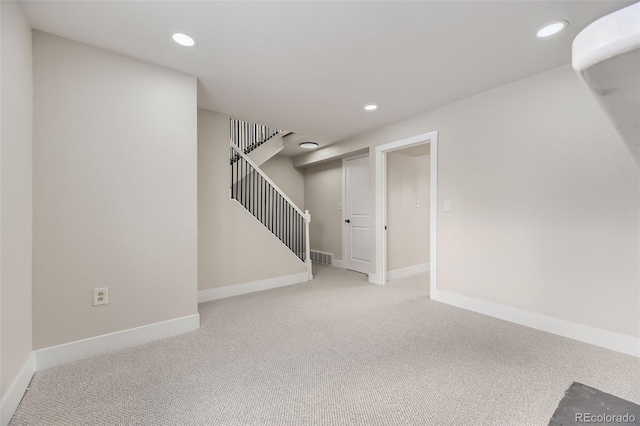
[{"x1": 93, "y1": 287, "x2": 108, "y2": 306}]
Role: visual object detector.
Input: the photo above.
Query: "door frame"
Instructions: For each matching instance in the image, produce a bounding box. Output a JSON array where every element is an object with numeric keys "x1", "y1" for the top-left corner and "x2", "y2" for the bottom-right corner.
[
  {"x1": 372, "y1": 131, "x2": 438, "y2": 298},
  {"x1": 342, "y1": 153, "x2": 371, "y2": 273}
]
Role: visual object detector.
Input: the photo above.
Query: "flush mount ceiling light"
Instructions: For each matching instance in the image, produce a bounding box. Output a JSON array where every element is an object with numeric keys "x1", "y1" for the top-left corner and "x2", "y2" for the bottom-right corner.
[
  {"x1": 299, "y1": 142, "x2": 319, "y2": 149},
  {"x1": 364, "y1": 104, "x2": 378, "y2": 111},
  {"x1": 172, "y1": 33, "x2": 197, "y2": 47},
  {"x1": 536, "y1": 21, "x2": 568, "y2": 38}
]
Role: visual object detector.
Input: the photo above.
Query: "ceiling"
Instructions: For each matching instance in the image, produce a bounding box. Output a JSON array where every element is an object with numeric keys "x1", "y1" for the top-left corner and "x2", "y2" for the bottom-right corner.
[{"x1": 20, "y1": 1, "x2": 634, "y2": 156}]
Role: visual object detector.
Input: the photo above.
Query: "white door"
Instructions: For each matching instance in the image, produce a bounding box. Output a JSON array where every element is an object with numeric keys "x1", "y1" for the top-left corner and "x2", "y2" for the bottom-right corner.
[{"x1": 344, "y1": 155, "x2": 371, "y2": 273}]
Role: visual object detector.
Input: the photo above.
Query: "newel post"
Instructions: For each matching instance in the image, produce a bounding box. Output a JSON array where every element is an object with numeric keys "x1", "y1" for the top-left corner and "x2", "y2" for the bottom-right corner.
[{"x1": 304, "y1": 210, "x2": 313, "y2": 280}]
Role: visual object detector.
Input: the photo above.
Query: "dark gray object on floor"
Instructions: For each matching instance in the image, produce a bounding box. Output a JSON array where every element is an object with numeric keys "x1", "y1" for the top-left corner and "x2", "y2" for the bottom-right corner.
[{"x1": 549, "y1": 382, "x2": 639, "y2": 425}]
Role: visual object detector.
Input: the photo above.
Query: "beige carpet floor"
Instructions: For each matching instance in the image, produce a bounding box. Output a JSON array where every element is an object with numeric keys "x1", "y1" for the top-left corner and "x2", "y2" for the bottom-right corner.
[{"x1": 11, "y1": 264, "x2": 640, "y2": 425}]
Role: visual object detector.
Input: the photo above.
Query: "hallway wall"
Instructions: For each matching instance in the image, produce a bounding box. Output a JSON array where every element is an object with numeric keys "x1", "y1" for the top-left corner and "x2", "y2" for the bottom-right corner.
[
  {"x1": 304, "y1": 159, "x2": 343, "y2": 261},
  {"x1": 387, "y1": 150, "x2": 430, "y2": 271}
]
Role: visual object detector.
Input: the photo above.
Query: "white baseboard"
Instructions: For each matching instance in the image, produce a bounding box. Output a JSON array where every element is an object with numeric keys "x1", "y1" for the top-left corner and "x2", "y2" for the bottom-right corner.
[
  {"x1": 331, "y1": 259, "x2": 345, "y2": 269},
  {"x1": 387, "y1": 263, "x2": 430, "y2": 280},
  {"x1": 369, "y1": 273, "x2": 382, "y2": 285},
  {"x1": 1, "y1": 352, "x2": 35, "y2": 426},
  {"x1": 35, "y1": 313, "x2": 200, "y2": 371},
  {"x1": 435, "y1": 290, "x2": 640, "y2": 358},
  {"x1": 198, "y1": 272, "x2": 309, "y2": 303}
]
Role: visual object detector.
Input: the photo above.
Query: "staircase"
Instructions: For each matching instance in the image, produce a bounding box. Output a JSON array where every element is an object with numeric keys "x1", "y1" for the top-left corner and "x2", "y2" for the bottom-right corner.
[{"x1": 229, "y1": 118, "x2": 313, "y2": 279}]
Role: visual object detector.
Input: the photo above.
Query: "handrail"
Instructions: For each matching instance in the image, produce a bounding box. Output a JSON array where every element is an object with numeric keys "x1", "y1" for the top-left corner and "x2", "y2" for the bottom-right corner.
[{"x1": 230, "y1": 143, "x2": 307, "y2": 219}]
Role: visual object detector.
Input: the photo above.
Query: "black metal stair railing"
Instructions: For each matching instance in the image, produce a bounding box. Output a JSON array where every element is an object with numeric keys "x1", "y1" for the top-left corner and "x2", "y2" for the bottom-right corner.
[
  {"x1": 229, "y1": 141, "x2": 312, "y2": 279},
  {"x1": 230, "y1": 118, "x2": 281, "y2": 158}
]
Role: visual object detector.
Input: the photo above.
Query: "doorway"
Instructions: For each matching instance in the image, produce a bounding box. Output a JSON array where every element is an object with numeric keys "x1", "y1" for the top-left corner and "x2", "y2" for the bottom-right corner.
[
  {"x1": 386, "y1": 145, "x2": 430, "y2": 282},
  {"x1": 342, "y1": 154, "x2": 371, "y2": 274},
  {"x1": 373, "y1": 131, "x2": 438, "y2": 298}
]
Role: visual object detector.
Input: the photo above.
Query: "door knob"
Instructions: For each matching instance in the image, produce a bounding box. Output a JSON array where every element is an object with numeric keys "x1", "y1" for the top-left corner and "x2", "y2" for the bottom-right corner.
[{"x1": 345, "y1": 219, "x2": 351, "y2": 223}]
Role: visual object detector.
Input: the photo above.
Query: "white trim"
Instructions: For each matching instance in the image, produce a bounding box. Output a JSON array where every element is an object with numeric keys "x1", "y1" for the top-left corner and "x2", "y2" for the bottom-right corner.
[
  {"x1": 198, "y1": 272, "x2": 309, "y2": 303},
  {"x1": 35, "y1": 314, "x2": 200, "y2": 371},
  {"x1": 387, "y1": 263, "x2": 430, "y2": 281},
  {"x1": 373, "y1": 131, "x2": 438, "y2": 300},
  {"x1": 331, "y1": 258, "x2": 345, "y2": 269},
  {"x1": 435, "y1": 290, "x2": 640, "y2": 358},
  {"x1": 1, "y1": 353, "x2": 35, "y2": 426}
]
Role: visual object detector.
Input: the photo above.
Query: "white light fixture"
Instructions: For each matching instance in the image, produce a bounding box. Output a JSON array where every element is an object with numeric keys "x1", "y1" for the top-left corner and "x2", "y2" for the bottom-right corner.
[
  {"x1": 172, "y1": 33, "x2": 197, "y2": 47},
  {"x1": 299, "y1": 142, "x2": 318, "y2": 149},
  {"x1": 364, "y1": 104, "x2": 378, "y2": 111},
  {"x1": 536, "y1": 21, "x2": 568, "y2": 38}
]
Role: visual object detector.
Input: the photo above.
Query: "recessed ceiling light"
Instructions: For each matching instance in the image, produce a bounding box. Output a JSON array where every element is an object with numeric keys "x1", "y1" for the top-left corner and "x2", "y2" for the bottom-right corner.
[
  {"x1": 364, "y1": 104, "x2": 378, "y2": 111},
  {"x1": 536, "y1": 21, "x2": 568, "y2": 38},
  {"x1": 299, "y1": 142, "x2": 318, "y2": 149},
  {"x1": 172, "y1": 33, "x2": 197, "y2": 47}
]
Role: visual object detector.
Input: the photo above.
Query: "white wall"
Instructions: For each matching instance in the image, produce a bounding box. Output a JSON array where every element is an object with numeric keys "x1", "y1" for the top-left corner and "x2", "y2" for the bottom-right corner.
[
  {"x1": 260, "y1": 154, "x2": 305, "y2": 210},
  {"x1": 0, "y1": 0, "x2": 33, "y2": 398},
  {"x1": 303, "y1": 159, "x2": 343, "y2": 260},
  {"x1": 387, "y1": 151, "x2": 429, "y2": 271},
  {"x1": 32, "y1": 32, "x2": 198, "y2": 349},
  {"x1": 198, "y1": 109, "x2": 307, "y2": 290},
  {"x1": 295, "y1": 65, "x2": 639, "y2": 338}
]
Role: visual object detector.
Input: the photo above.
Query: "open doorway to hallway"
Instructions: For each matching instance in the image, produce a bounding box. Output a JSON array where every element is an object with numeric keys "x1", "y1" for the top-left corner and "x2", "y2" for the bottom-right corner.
[
  {"x1": 373, "y1": 131, "x2": 438, "y2": 297},
  {"x1": 385, "y1": 145, "x2": 430, "y2": 287}
]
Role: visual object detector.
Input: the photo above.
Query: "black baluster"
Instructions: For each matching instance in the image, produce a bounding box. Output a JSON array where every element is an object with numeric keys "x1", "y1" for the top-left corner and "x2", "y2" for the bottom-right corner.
[
  {"x1": 257, "y1": 174, "x2": 261, "y2": 223},
  {"x1": 243, "y1": 159, "x2": 247, "y2": 208},
  {"x1": 235, "y1": 150, "x2": 238, "y2": 200},
  {"x1": 279, "y1": 194, "x2": 283, "y2": 241},
  {"x1": 241, "y1": 158, "x2": 245, "y2": 207},
  {"x1": 296, "y1": 213, "x2": 300, "y2": 257}
]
